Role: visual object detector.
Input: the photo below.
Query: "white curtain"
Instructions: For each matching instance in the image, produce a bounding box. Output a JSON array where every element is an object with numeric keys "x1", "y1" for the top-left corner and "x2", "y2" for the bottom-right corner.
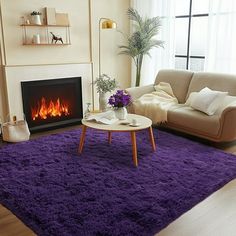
[
  {"x1": 205, "y1": 0, "x2": 236, "y2": 73},
  {"x1": 131, "y1": 0, "x2": 176, "y2": 86}
]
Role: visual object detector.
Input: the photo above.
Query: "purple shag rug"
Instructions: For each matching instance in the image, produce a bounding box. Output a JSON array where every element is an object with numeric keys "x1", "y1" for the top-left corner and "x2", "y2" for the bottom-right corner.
[{"x1": 0, "y1": 128, "x2": 236, "y2": 236}]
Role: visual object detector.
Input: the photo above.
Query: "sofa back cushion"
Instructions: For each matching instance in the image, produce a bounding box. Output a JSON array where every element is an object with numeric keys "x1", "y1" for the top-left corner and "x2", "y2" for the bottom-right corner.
[
  {"x1": 186, "y1": 72, "x2": 236, "y2": 99},
  {"x1": 155, "y1": 69, "x2": 194, "y2": 103}
]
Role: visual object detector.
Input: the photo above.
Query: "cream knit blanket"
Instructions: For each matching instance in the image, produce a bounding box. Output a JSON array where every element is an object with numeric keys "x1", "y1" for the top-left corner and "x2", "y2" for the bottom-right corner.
[{"x1": 133, "y1": 82, "x2": 178, "y2": 123}]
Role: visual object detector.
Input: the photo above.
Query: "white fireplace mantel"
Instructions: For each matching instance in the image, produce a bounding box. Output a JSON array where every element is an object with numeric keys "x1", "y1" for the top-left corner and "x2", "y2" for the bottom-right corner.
[{"x1": 4, "y1": 63, "x2": 93, "y2": 120}]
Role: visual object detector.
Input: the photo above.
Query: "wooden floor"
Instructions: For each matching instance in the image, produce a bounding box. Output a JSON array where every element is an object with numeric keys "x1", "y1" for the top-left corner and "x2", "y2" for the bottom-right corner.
[
  {"x1": 0, "y1": 206, "x2": 35, "y2": 236},
  {"x1": 156, "y1": 179, "x2": 236, "y2": 236},
  {"x1": 0, "y1": 126, "x2": 236, "y2": 236}
]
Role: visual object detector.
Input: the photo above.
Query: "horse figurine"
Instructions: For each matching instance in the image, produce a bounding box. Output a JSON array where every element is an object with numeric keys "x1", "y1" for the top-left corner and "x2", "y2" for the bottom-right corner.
[{"x1": 50, "y1": 32, "x2": 63, "y2": 44}]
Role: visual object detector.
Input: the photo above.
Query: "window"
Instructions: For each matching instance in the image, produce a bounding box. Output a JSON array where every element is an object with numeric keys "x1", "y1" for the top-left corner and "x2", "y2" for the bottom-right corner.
[{"x1": 174, "y1": 0, "x2": 209, "y2": 71}]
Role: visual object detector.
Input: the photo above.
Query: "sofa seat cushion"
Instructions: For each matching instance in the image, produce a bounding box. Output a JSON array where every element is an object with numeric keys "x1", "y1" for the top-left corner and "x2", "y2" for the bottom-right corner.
[{"x1": 167, "y1": 106, "x2": 220, "y2": 136}]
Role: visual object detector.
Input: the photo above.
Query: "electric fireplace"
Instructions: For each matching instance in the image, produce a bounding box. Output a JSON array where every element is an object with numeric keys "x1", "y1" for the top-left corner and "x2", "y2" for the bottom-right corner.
[{"x1": 21, "y1": 77, "x2": 83, "y2": 132}]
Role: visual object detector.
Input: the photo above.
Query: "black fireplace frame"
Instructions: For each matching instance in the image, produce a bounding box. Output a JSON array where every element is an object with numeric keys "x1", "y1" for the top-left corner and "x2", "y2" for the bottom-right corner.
[{"x1": 21, "y1": 77, "x2": 83, "y2": 133}]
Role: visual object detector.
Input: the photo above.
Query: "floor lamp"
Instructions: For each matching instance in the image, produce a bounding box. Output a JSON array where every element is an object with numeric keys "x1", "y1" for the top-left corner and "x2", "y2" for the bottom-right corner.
[{"x1": 98, "y1": 18, "x2": 117, "y2": 76}]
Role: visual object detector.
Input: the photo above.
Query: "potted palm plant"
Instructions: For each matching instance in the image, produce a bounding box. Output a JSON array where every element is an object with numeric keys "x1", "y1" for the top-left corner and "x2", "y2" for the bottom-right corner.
[{"x1": 119, "y1": 8, "x2": 163, "y2": 87}]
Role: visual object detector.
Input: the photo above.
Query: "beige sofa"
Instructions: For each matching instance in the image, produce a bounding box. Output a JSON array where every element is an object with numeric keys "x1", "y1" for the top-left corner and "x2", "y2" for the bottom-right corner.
[{"x1": 126, "y1": 69, "x2": 236, "y2": 142}]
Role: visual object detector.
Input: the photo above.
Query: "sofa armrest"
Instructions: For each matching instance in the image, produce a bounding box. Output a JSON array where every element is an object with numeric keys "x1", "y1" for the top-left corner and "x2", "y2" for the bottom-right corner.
[
  {"x1": 125, "y1": 84, "x2": 155, "y2": 101},
  {"x1": 219, "y1": 105, "x2": 236, "y2": 142}
]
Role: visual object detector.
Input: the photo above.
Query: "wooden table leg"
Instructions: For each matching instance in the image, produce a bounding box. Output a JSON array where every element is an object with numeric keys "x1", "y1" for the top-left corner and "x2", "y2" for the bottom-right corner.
[
  {"x1": 78, "y1": 125, "x2": 87, "y2": 154},
  {"x1": 108, "y1": 131, "x2": 112, "y2": 144},
  {"x1": 130, "y1": 131, "x2": 138, "y2": 167},
  {"x1": 148, "y1": 126, "x2": 156, "y2": 151}
]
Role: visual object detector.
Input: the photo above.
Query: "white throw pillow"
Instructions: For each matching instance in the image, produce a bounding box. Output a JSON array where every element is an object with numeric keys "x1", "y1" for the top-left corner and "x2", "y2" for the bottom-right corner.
[
  {"x1": 185, "y1": 92, "x2": 198, "y2": 106},
  {"x1": 190, "y1": 87, "x2": 228, "y2": 115}
]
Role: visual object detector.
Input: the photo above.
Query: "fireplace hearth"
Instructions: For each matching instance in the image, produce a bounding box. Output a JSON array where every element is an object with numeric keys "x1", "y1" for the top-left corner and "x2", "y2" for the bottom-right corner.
[{"x1": 21, "y1": 77, "x2": 83, "y2": 132}]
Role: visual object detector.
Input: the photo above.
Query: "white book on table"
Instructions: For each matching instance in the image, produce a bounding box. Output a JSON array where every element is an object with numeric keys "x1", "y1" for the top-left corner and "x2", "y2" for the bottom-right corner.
[{"x1": 86, "y1": 111, "x2": 118, "y2": 125}]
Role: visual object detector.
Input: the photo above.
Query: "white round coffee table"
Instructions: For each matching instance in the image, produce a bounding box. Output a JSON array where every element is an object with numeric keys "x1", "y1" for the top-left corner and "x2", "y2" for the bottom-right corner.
[{"x1": 78, "y1": 114, "x2": 156, "y2": 167}]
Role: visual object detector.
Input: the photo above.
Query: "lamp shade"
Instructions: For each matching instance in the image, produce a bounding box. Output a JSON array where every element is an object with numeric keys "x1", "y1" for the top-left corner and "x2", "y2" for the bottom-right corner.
[{"x1": 101, "y1": 19, "x2": 117, "y2": 29}]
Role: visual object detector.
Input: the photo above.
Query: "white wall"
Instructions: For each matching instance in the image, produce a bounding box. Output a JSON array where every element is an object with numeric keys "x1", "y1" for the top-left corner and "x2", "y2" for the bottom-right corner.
[
  {"x1": 0, "y1": 0, "x2": 90, "y2": 65},
  {"x1": 90, "y1": 0, "x2": 131, "y2": 108},
  {"x1": 91, "y1": 0, "x2": 131, "y2": 86},
  {"x1": 0, "y1": 0, "x2": 131, "y2": 119}
]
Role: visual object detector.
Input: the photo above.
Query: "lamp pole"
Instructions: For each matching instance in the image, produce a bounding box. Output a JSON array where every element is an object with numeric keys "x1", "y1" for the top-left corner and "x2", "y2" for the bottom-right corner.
[
  {"x1": 98, "y1": 18, "x2": 117, "y2": 77},
  {"x1": 99, "y1": 18, "x2": 108, "y2": 77},
  {"x1": 97, "y1": 18, "x2": 117, "y2": 111}
]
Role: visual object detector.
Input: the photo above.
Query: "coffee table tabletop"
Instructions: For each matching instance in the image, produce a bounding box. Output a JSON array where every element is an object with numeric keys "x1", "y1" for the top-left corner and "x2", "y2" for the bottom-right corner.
[
  {"x1": 82, "y1": 114, "x2": 152, "y2": 131},
  {"x1": 78, "y1": 114, "x2": 156, "y2": 166}
]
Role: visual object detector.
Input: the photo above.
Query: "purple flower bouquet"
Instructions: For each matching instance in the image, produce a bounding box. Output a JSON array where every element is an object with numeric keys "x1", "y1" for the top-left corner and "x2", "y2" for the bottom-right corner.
[{"x1": 108, "y1": 90, "x2": 131, "y2": 108}]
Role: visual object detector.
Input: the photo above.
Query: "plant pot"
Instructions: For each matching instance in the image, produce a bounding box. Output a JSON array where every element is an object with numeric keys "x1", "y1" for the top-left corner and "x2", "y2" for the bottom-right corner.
[
  {"x1": 31, "y1": 15, "x2": 41, "y2": 25},
  {"x1": 99, "y1": 93, "x2": 108, "y2": 112},
  {"x1": 114, "y1": 107, "x2": 127, "y2": 120}
]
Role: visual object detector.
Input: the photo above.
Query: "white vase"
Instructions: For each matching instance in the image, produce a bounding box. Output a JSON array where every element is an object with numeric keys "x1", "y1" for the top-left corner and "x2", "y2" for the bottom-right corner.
[
  {"x1": 33, "y1": 34, "x2": 40, "y2": 44},
  {"x1": 31, "y1": 15, "x2": 41, "y2": 25},
  {"x1": 114, "y1": 107, "x2": 128, "y2": 120},
  {"x1": 99, "y1": 93, "x2": 108, "y2": 112}
]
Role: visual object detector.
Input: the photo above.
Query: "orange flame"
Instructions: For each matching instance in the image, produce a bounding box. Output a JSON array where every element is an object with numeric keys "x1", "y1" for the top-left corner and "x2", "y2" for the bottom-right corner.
[{"x1": 31, "y1": 97, "x2": 69, "y2": 121}]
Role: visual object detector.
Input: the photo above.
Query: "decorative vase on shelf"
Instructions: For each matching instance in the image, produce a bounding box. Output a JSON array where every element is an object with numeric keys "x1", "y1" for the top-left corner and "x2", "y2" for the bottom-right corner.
[
  {"x1": 114, "y1": 107, "x2": 128, "y2": 120},
  {"x1": 33, "y1": 34, "x2": 40, "y2": 44},
  {"x1": 31, "y1": 15, "x2": 41, "y2": 25},
  {"x1": 99, "y1": 93, "x2": 108, "y2": 112}
]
